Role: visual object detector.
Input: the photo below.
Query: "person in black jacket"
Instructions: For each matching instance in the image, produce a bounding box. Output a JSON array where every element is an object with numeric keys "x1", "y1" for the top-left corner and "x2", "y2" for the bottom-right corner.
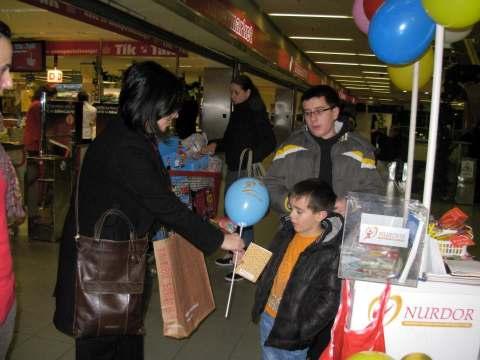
[
  {"x1": 207, "y1": 75, "x2": 276, "y2": 281},
  {"x1": 53, "y1": 61, "x2": 245, "y2": 360},
  {"x1": 252, "y1": 178, "x2": 343, "y2": 359}
]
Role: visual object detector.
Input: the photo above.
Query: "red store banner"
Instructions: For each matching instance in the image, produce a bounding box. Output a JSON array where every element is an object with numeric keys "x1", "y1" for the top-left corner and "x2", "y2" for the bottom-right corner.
[
  {"x1": 46, "y1": 41, "x2": 186, "y2": 57},
  {"x1": 19, "y1": 0, "x2": 185, "y2": 56}
]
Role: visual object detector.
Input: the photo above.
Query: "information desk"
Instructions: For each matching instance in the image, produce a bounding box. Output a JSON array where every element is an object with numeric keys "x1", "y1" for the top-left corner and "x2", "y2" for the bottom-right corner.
[{"x1": 350, "y1": 280, "x2": 480, "y2": 360}]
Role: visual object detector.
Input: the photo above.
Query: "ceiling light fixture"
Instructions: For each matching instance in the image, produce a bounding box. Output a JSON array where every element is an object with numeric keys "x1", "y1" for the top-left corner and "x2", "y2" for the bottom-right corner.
[
  {"x1": 316, "y1": 62, "x2": 387, "y2": 67},
  {"x1": 270, "y1": 13, "x2": 352, "y2": 19},
  {"x1": 315, "y1": 61, "x2": 359, "y2": 66},
  {"x1": 290, "y1": 36, "x2": 353, "y2": 41},
  {"x1": 358, "y1": 53, "x2": 375, "y2": 57},
  {"x1": 345, "y1": 87, "x2": 370, "y2": 90},
  {"x1": 378, "y1": 98, "x2": 393, "y2": 101},
  {"x1": 305, "y1": 51, "x2": 357, "y2": 55},
  {"x1": 362, "y1": 71, "x2": 388, "y2": 75},
  {"x1": 331, "y1": 75, "x2": 363, "y2": 78},
  {"x1": 364, "y1": 76, "x2": 390, "y2": 81},
  {"x1": 337, "y1": 80, "x2": 365, "y2": 83},
  {"x1": 360, "y1": 63, "x2": 388, "y2": 68},
  {"x1": 367, "y1": 81, "x2": 391, "y2": 85}
]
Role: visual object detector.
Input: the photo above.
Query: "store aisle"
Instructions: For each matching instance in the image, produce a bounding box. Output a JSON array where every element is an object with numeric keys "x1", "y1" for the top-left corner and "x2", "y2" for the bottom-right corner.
[
  {"x1": 7, "y1": 177, "x2": 479, "y2": 359},
  {"x1": 7, "y1": 206, "x2": 279, "y2": 360}
]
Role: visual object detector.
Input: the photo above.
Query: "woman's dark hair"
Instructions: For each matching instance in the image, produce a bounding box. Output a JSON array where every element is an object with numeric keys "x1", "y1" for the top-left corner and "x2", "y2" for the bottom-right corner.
[
  {"x1": 289, "y1": 178, "x2": 336, "y2": 213},
  {"x1": 119, "y1": 61, "x2": 184, "y2": 141},
  {"x1": 0, "y1": 21, "x2": 11, "y2": 39},
  {"x1": 301, "y1": 85, "x2": 340, "y2": 109},
  {"x1": 231, "y1": 74, "x2": 266, "y2": 112}
]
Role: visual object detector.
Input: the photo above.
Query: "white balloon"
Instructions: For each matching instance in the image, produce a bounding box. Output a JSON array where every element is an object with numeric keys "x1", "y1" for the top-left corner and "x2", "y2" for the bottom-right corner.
[{"x1": 444, "y1": 27, "x2": 473, "y2": 47}]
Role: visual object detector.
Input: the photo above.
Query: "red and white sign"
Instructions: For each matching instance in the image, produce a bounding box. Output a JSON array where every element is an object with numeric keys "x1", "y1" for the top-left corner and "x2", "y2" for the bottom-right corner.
[
  {"x1": 12, "y1": 41, "x2": 45, "y2": 72},
  {"x1": 350, "y1": 280, "x2": 480, "y2": 360},
  {"x1": 19, "y1": 0, "x2": 185, "y2": 57},
  {"x1": 46, "y1": 41, "x2": 186, "y2": 57},
  {"x1": 230, "y1": 14, "x2": 254, "y2": 44}
]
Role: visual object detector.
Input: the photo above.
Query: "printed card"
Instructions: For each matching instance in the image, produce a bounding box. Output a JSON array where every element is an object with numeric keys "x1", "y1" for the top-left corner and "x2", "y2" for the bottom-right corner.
[{"x1": 235, "y1": 243, "x2": 272, "y2": 283}]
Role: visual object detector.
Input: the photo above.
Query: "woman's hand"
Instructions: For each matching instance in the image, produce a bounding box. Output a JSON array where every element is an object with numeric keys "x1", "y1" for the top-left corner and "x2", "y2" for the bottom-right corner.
[
  {"x1": 201, "y1": 142, "x2": 217, "y2": 155},
  {"x1": 221, "y1": 233, "x2": 245, "y2": 258}
]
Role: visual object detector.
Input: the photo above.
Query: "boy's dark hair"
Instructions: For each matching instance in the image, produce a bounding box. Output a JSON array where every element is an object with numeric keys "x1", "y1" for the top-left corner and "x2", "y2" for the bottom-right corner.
[
  {"x1": 119, "y1": 61, "x2": 184, "y2": 141},
  {"x1": 289, "y1": 178, "x2": 336, "y2": 213},
  {"x1": 0, "y1": 21, "x2": 12, "y2": 39},
  {"x1": 301, "y1": 85, "x2": 340, "y2": 109}
]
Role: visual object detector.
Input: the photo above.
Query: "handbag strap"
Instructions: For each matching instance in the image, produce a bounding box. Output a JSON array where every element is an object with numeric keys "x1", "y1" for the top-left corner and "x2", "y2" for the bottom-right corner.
[
  {"x1": 74, "y1": 163, "x2": 137, "y2": 242},
  {"x1": 238, "y1": 148, "x2": 253, "y2": 178}
]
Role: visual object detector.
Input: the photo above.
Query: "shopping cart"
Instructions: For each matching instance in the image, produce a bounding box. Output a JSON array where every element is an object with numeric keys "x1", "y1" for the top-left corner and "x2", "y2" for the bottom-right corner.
[{"x1": 169, "y1": 169, "x2": 222, "y2": 218}]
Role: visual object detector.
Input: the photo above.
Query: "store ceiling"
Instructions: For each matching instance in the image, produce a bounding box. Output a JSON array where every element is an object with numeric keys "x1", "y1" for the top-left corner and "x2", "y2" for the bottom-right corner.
[
  {"x1": 2, "y1": 0, "x2": 478, "y2": 106},
  {"x1": 0, "y1": 0, "x2": 228, "y2": 78},
  {"x1": 254, "y1": 0, "x2": 479, "y2": 106}
]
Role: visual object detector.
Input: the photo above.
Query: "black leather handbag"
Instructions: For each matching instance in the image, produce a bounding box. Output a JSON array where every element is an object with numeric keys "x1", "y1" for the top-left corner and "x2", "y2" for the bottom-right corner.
[{"x1": 72, "y1": 174, "x2": 148, "y2": 338}]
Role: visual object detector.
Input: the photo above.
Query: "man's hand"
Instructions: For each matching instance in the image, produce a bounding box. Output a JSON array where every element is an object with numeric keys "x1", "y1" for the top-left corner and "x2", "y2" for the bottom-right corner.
[{"x1": 335, "y1": 197, "x2": 347, "y2": 215}]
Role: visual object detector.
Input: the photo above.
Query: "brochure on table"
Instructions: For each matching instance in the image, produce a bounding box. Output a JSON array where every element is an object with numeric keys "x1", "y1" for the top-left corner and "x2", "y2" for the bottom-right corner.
[{"x1": 339, "y1": 192, "x2": 428, "y2": 287}]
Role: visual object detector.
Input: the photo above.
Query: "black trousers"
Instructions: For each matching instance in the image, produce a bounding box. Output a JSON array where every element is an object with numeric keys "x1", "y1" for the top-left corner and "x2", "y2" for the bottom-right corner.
[{"x1": 76, "y1": 335, "x2": 143, "y2": 360}]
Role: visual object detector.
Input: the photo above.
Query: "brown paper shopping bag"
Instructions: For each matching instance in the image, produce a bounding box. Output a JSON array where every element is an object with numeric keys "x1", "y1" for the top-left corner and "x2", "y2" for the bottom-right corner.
[{"x1": 154, "y1": 233, "x2": 215, "y2": 338}]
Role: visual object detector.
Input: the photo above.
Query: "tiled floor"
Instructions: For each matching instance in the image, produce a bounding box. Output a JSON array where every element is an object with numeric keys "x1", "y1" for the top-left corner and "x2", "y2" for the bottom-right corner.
[
  {"x1": 6, "y1": 177, "x2": 480, "y2": 359},
  {"x1": 7, "y1": 201, "x2": 279, "y2": 360}
]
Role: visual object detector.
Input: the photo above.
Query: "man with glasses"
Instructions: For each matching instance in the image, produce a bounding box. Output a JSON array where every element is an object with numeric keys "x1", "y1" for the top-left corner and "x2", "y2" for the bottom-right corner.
[
  {"x1": 265, "y1": 84, "x2": 383, "y2": 216},
  {"x1": 263, "y1": 85, "x2": 383, "y2": 359}
]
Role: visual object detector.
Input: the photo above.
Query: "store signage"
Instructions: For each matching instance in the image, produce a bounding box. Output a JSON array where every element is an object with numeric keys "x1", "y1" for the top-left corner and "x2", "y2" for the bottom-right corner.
[
  {"x1": 47, "y1": 68, "x2": 63, "y2": 83},
  {"x1": 351, "y1": 281, "x2": 480, "y2": 359},
  {"x1": 292, "y1": 61, "x2": 308, "y2": 81},
  {"x1": 19, "y1": 0, "x2": 185, "y2": 56},
  {"x1": 12, "y1": 41, "x2": 45, "y2": 72},
  {"x1": 230, "y1": 14, "x2": 254, "y2": 44},
  {"x1": 46, "y1": 41, "x2": 186, "y2": 57}
]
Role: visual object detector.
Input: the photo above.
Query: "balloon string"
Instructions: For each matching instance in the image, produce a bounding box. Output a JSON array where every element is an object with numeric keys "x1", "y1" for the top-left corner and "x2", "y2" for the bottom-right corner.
[{"x1": 225, "y1": 225, "x2": 243, "y2": 318}]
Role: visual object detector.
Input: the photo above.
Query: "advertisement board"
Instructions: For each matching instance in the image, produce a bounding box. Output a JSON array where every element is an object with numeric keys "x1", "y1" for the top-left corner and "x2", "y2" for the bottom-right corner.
[
  {"x1": 12, "y1": 41, "x2": 46, "y2": 72},
  {"x1": 350, "y1": 280, "x2": 480, "y2": 359}
]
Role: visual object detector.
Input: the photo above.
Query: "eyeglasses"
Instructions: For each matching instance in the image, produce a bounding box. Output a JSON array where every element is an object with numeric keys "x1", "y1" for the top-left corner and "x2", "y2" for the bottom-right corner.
[{"x1": 303, "y1": 107, "x2": 333, "y2": 119}]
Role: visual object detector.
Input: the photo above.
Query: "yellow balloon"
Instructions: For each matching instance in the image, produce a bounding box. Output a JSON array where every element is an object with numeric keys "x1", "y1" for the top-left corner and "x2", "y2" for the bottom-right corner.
[
  {"x1": 347, "y1": 352, "x2": 394, "y2": 360},
  {"x1": 401, "y1": 353, "x2": 432, "y2": 360},
  {"x1": 388, "y1": 48, "x2": 434, "y2": 91},
  {"x1": 421, "y1": 0, "x2": 480, "y2": 28}
]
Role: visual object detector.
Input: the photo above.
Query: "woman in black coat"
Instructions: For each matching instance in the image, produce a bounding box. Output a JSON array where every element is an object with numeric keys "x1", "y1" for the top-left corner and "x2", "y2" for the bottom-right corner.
[
  {"x1": 53, "y1": 61, "x2": 245, "y2": 360},
  {"x1": 207, "y1": 75, "x2": 276, "y2": 279}
]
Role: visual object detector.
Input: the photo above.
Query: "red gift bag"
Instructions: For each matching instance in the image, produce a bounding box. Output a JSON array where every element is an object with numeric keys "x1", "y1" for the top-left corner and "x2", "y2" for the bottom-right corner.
[
  {"x1": 438, "y1": 207, "x2": 468, "y2": 229},
  {"x1": 319, "y1": 280, "x2": 391, "y2": 360}
]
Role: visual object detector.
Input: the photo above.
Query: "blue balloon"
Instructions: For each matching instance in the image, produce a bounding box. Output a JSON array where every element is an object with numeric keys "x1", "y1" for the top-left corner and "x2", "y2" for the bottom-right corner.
[
  {"x1": 368, "y1": 0, "x2": 435, "y2": 65},
  {"x1": 225, "y1": 177, "x2": 269, "y2": 227}
]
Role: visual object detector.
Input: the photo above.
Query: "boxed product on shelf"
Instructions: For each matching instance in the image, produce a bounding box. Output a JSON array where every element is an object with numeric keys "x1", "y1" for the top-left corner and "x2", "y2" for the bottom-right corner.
[{"x1": 338, "y1": 192, "x2": 428, "y2": 287}]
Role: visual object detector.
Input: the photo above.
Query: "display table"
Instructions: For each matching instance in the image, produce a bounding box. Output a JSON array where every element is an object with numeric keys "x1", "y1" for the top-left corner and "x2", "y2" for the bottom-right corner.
[{"x1": 350, "y1": 280, "x2": 480, "y2": 360}]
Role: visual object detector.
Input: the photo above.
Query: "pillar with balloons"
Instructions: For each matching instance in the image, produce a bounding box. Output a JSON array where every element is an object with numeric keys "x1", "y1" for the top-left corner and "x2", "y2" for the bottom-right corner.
[{"x1": 352, "y1": 0, "x2": 480, "y2": 92}]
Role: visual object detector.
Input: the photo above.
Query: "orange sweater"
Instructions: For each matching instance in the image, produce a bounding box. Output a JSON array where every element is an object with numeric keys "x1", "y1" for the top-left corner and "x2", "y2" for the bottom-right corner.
[{"x1": 265, "y1": 233, "x2": 318, "y2": 317}]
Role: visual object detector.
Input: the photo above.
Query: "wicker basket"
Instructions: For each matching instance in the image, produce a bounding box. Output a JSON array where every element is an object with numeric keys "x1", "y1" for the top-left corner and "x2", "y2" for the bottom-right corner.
[{"x1": 436, "y1": 239, "x2": 467, "y2": 257}]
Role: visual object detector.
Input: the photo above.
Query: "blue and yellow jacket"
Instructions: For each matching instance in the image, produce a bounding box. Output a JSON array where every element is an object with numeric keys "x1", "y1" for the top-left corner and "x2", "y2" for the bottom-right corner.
[{"x1": 264, "y1": 124, "x2": 384, "y2": 215}]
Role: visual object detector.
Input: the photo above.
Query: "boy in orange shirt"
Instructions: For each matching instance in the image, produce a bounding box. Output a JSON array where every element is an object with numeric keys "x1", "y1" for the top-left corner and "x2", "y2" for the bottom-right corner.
[{"x1": 252, "y1": 178, "x2": 343, "y2": 359}]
